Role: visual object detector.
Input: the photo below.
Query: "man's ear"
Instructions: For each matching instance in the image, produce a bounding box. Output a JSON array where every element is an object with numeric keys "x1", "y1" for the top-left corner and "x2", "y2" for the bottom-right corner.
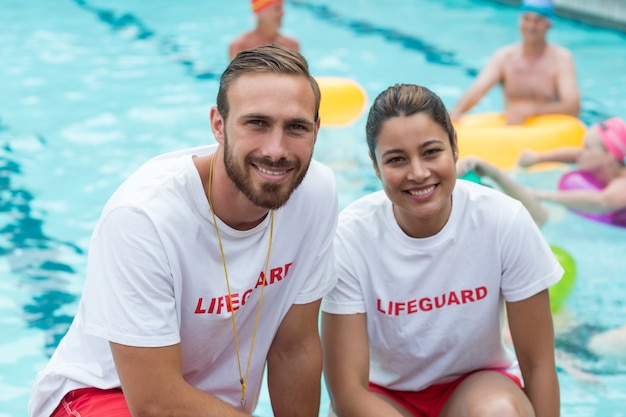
[
  {"x1": 210, "y1": 106, "x2": 226, "y2": 145},
  {"x1": 313, "y1": 115, "x2": 321, "y2": 144}
]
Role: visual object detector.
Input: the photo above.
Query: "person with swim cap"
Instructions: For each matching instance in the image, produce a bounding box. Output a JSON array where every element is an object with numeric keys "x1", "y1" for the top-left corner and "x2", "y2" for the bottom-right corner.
[
  {"x1": 457, "y1": 117, "x2": 626, "y2": 227},
  {"x1": 521, "y1": 0, "x2": 555, "y2": 19},
  {"x1": 229, "y1": 0, "x2": 300, "y2": 60},
  {"x1": 450, "y1": 0, "x2": 580, "y2": 125}
]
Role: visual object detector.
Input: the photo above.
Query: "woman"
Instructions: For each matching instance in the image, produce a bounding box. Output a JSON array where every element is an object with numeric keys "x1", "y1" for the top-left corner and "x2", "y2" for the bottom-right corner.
[
  {"x1": 321, "y1": 84, "x2": 562, "y2": 417},
  {"x1": 457, "y1": 117, "x2": 626, "y2": 227}
]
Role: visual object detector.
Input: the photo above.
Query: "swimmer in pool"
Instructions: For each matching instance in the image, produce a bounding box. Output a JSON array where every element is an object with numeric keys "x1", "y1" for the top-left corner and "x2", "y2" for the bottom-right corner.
[
  {"x1": 229, "y1": 0, "x2": 300, "y2": 60},
  {"x1": 457, "y1": 117, "x2": 626, "y2": 226},
  {"x1": 450, "y1": 0, "x2": 580, "y2": 125}
]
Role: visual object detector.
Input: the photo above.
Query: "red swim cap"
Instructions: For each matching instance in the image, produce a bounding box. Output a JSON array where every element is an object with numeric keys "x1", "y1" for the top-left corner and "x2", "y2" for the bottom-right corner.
[
  {"x1": 251, "y1": 0, "x2": 282, "y2": 14},
  {"x1": 595, "y1": 117, "x2": 626, "y2": 162}
]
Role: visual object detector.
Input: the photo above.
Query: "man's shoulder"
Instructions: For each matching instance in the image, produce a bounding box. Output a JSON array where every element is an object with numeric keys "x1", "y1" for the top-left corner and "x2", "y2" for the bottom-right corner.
[
  {"x1": 549, "y1": 43, "x2": 574, "y2": 59},
  {"x1": 493, "y1": 43, "x2": 520, "y2": 58},
  {"x1": 286, "y1": 160, "x2": 336, "y2": 206},
  {"x1": 276, "y1": 33, "x2": 300, "y2": 51},
  {"x1": 487, "y1": 43, "x2": 520, "y2": 67},
  {"x1": 229, "y1": 31, "x2": 257, "y2": 56},
  {"x1": 304, "y1": 160, "x2": 336, "y2": 188}
]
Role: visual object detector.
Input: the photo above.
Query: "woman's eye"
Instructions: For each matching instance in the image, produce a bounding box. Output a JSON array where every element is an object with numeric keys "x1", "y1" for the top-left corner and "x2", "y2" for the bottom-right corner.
[
  {"x1": 424, "y1": 148, "x2": 442, "y2": 157},
  {"x1": 385, "y1": 156, "x2": 403, "y2": 164}
]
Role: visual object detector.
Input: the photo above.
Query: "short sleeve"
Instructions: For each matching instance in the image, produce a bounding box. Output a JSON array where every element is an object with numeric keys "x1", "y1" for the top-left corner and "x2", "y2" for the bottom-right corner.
[
  {"x1": 321, "y1": 233, "x2": 367, "y2": 315},
  {"x1": 82, "y1": 207, "x2": 181, "y2": 347},
  {"x1": 499, "y1": 205, "x2": 564, "y2": 302}
]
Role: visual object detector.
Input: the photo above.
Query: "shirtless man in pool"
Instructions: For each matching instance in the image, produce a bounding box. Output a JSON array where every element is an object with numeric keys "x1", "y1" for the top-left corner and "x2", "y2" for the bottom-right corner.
[
  {"x1": 229, "y1": 0, "x2": 299, "y2": 60},
  {"x1": 450, "y1": 0, "x2": 580, "y2": 125}
]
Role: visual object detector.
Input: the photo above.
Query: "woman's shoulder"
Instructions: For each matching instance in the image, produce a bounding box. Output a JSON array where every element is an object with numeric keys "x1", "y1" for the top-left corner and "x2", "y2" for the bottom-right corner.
[
  {"x1": 455, "y1": 180, "x2": 526, "y2": 221},
  {"x1": 338, "y1": 191, "x2": 388, "y2": 228}
]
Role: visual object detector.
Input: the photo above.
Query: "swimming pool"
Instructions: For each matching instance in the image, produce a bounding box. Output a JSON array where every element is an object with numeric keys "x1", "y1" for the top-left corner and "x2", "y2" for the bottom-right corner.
[{"x1": 1, "y1": 0, "x2": 625, "y2": 416}]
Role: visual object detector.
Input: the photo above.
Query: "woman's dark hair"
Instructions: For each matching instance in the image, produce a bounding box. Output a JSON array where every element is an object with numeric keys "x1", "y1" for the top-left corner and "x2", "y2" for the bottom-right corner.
[{"x1": 365, "y1": 84, "x2": 456, "y2": 164}]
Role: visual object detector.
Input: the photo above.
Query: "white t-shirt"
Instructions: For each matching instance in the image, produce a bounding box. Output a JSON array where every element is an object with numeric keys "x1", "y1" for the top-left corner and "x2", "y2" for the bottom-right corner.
[
  {"x1": 29, "y1": 144, "x2": 338, "y2": 416},
  {"x1": 322, "y1": 180, "x2": 562, "y2": 391}
]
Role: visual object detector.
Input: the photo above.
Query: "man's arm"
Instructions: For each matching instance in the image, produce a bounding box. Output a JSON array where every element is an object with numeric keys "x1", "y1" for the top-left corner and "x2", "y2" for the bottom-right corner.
[
  {"x1": 266, "y1": 300, "x2": 323, "y2": 417},
  {"x1": 449, "y1": 48, "x2": 508, "y2": 122},
  {"x1": 321, "y1": 312, "x2": 411, "y2": 417},
  {"x1": 110, "y1": 342, "x2": 248, "y2": 417}
]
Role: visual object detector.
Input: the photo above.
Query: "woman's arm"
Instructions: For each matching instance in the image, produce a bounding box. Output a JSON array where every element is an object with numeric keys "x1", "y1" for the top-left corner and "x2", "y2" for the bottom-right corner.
[
  {"x1": 321, "y1": 312, "x2": 411, "y2": 417},
  {"x1": 535, "y1": 176, "x2": 626, "y2": 213},
  {"x1": 457, "y1": 156, "x2": 548, "y2": 226},
  {"x1": 518, "y1": 147, "x2": 581, "y2": 167},
  {"x1": 506, "y1": 290, "x2": 560, "y2": 417}
]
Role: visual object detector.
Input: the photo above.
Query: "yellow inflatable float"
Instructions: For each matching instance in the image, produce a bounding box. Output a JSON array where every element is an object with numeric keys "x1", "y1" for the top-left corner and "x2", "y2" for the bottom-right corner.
[
  {"x1": 454, "y1": 113, "x2": 586, "y2": 169},
  {"x1": 316, "y1": 76, "x2": 367, "y2": 127}
]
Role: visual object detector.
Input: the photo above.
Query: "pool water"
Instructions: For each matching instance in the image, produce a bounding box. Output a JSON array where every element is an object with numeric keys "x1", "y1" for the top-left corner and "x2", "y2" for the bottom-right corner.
[{"x1": 1, "y1": 0, "x2": 626, "y2": 416}]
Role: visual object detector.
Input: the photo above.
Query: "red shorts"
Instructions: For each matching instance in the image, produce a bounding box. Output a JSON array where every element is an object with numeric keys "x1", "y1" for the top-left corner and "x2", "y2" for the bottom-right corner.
[
  {"x1": 51, "y1": 388, "x2": 131, "y2": 417},
  {"x1": 369, "y1": 370, "x2": 522, "y2": 417}
]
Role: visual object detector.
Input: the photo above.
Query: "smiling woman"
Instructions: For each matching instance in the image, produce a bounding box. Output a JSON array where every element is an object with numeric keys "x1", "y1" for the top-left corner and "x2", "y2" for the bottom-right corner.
[{"x1": 321, "y1": 83, "x2": 561, "y2": 417}]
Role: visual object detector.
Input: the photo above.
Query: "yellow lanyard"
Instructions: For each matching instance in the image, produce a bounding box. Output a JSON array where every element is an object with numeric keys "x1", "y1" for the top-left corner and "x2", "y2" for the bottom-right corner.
[{"x1": 207, "y1": 153, "x2": 274, "y2": 411}]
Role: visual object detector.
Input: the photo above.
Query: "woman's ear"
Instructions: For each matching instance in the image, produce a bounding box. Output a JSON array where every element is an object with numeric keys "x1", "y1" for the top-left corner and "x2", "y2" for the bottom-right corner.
[
  {"x1": 453, "y1": 132, "x2": 459, "y2": 162},
  {"x1": 369, "y1": 151, "x2": 381, "y2": 179}
]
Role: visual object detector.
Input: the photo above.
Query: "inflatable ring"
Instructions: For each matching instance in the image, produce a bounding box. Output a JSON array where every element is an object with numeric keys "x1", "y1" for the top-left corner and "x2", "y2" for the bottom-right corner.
[
  {"x1": 454, "y1": 113, "x2": 586, "y2": 169},
  {"x1": 549, "y1": 245, "x2": 577, "y2": 313},
  {"x1": 316, "y1": 76, "x2": 367, "y2": 127},
  {"x1": 558, "y1": 170, "x2": 626, "y2": 227}
]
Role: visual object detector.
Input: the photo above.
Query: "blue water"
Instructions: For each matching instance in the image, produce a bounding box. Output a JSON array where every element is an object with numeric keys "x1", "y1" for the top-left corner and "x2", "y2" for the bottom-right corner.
[{"x1": 1, "y1": 0, "x2": 625, "y2": 416}]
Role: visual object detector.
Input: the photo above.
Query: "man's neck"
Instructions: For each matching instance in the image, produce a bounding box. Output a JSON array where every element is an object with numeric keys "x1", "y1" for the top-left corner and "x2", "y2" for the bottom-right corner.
[
  {"x1": 255, "y1": 21, "x2": 280, "y2": 42},
  {"x1": 522, "y1": 39, "x2": 548, "y2": 57}
]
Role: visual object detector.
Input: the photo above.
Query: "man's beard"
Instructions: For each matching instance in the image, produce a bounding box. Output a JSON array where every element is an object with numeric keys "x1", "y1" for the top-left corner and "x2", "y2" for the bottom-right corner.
[{"x1": 223, "y1": 133, "x2": 312, "y2": 210}]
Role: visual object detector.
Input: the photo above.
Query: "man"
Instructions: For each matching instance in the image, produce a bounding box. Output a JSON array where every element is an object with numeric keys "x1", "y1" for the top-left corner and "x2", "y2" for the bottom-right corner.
[
  {"x1": 450, "y1": 0, "x2": 580, "y2": 125},
  {"x1": 229, "y1": 0, "x2": 300, "y2": 60},
  {"x1": 28, "y1": 44, "x2": 338, "y2": 417}
]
